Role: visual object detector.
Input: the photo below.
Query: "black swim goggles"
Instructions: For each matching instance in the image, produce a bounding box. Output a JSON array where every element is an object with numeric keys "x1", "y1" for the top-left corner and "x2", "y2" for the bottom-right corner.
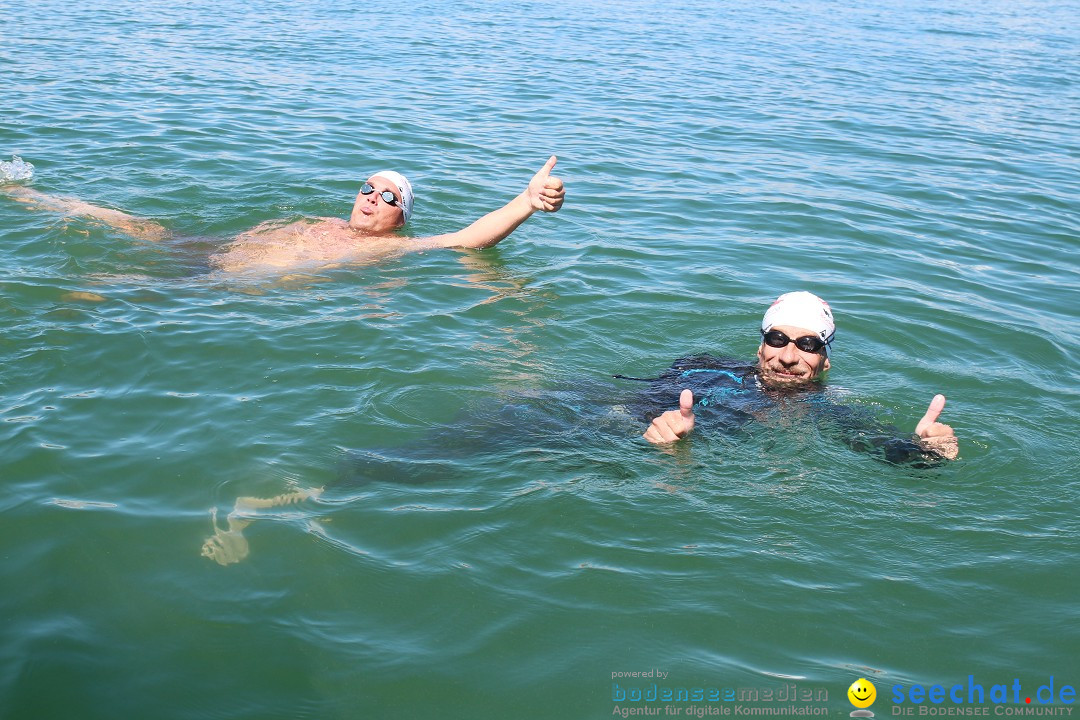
[
  {"x1": 360, "y1": 182, "x2": 400, "y2": 207},
  {"x1": 761, "y1": 329, "x2": 830, "y2": 354}
]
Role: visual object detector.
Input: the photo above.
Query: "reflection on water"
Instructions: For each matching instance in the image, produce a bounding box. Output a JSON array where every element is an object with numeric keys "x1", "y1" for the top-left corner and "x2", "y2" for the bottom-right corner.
[{"x1": 453, "y1": 250, "x2": 536, "y2": 306}]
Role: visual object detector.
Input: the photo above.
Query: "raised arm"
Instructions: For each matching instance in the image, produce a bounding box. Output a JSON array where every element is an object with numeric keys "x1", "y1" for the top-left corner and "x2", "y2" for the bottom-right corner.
[
  {"x1": 2, "y1": 185, "x2": 169, "y2": 242},
  {"x1": 413, "y1": 156, "x2": 565, "y2": 251}
]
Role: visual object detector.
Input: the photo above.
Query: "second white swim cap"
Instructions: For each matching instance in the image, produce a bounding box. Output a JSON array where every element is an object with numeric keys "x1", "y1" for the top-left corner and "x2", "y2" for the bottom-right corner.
[{"x1": 761, "y1": 291, "x2": 836, "y2": 352}]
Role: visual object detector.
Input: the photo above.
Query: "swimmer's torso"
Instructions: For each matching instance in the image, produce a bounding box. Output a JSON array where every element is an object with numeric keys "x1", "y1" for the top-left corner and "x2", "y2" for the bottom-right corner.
[{"x1": 210, "y1": 217, "x2": 410, "y2": 272}]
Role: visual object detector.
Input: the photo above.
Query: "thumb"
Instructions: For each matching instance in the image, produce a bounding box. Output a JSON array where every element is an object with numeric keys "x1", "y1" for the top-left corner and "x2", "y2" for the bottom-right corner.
[
  {"x1": 915, "y1": 394, "x2": 946, "y2": 436},
  {"x1": 679, "y1": 388, "x2": 694, "y2": 418},
  {"x1": 535, "y1": 155, "x2": 557, "y2": 178}
]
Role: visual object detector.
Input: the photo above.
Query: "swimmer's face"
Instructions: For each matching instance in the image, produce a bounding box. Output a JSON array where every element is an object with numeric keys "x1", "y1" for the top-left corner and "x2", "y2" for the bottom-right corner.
[
  {"x1": 349, "y1": 174, "x2": 405, "y2": 233},
  {"x1": 756, "y1": 324, "x2": 830, "y2": 388}
]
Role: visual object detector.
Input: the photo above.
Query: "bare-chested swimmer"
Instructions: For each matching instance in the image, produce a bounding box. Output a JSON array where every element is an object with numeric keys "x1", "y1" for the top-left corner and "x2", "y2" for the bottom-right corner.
[{"x1": 2, "y1": 156, "x2": 566, "y2": 272}]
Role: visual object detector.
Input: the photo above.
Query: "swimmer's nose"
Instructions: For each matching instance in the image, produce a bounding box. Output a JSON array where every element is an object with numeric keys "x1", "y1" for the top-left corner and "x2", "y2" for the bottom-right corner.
[{"x1": 778, "y1": 341, "x2": 800, "y2": 365}]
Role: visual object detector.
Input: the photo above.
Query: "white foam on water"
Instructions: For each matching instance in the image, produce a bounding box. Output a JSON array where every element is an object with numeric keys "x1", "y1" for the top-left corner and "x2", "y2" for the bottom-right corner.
[
  {"x1": 0, "y1": 155, "x2": 34, "y2": 181},
  {"x1": 48, "y1": 498, "x2": 119, "y2": 510}
]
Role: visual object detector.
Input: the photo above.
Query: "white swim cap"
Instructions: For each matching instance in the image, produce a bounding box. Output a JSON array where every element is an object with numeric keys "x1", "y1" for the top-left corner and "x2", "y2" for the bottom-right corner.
[
  {"x1": 761, "y1": 291, "x2": 836, "y2": 354},
  {"x1": 370, "y1": 170, "x2": 414, "y2": 224}
]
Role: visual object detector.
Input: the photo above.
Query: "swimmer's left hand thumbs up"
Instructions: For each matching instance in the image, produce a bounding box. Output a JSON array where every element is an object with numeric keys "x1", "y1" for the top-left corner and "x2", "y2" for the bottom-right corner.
[
  {"x1": 915, "y1": 393, "x2": 959, "y2": 460},
  {"x1": 644, "y1": 388, "x2": 696, "y2": 445},
  {"x1": 527, "y1": 155, "x2": 565, "y2": 213}
]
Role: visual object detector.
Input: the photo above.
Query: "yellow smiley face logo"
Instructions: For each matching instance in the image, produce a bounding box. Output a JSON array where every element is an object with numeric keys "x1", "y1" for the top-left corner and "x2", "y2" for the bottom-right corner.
[{"x1": 848, "y1": 678, "x2": 877, "y2": 708}]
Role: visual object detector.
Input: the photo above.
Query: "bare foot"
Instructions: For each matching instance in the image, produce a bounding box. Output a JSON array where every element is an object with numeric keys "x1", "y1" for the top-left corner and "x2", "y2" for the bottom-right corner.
[{"x1": 200, "y1": 507, "x2": 251, "y2": 566}]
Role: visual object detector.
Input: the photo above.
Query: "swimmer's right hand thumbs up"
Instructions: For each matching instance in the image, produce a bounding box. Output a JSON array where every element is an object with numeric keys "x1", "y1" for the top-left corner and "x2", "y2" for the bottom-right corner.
[
  {"x1": 527, "y1": 155, "x2": 565, "y2": 213},
  {"x1": 915, "y1": 393, "x2": 959, "y2": 460},
  {"x1": 643, "y1": 388, "x2": 696, "y2": 445}
]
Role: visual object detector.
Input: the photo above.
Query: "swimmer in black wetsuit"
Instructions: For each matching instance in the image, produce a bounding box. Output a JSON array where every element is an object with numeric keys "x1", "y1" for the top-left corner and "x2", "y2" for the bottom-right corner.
[
  {"x1": 200, "y1": 292, "x2": 959, "y2": 565},
  {"x1": 636, "y1": 291, "x2": 959, "y2": 463}
]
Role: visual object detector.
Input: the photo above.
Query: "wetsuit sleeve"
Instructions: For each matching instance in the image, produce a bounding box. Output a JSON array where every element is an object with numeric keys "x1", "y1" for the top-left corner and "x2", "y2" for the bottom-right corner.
[{"x1": 827, "y1": 405, "x2": 948, "y2": 468}]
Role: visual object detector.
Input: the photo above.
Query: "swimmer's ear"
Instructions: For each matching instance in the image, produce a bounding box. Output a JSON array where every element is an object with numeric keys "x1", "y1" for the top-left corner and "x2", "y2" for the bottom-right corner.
[{"x1": 823, "y1": 357, "x2": 830, "y2": 372}]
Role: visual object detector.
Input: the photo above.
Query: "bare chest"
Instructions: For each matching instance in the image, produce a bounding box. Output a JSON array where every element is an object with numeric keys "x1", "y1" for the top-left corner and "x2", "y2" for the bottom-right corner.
[{"x1": 211, "y1": 219, "x2": 404, "y2": 272}]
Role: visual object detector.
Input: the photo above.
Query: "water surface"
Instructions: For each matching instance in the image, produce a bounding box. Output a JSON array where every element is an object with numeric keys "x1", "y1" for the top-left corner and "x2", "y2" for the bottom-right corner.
[{"x1": 2, "y1": 0, "x2": 1078, "y2": 718}]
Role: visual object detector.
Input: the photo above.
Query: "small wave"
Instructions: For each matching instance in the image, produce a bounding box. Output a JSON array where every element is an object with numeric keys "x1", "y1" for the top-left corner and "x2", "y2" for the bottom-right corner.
[
  {"x1": 0, "y1": 155, "x2": 34, "y2": 181},
  {"x1": 48, "y1": 498, "x2": 119, "y2": 510}
]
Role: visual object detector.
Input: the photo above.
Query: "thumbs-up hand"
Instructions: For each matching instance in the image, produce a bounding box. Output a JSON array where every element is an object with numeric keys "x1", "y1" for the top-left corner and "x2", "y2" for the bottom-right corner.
[
  {"x1": 915, "y1": 393, "x2": 958, "y2": 460},
  {"x1": 644, "y1": 389, "x2": 696, "y2": 445},
  {"x1": 526, "y1": 155, "x2": 565, "y2": 212}
]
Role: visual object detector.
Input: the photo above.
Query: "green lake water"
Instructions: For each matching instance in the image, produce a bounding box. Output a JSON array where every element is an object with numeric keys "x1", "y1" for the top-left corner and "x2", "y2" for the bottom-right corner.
[{"x1": 2, "y1": 0, "x2": 1078, "y2": 718}]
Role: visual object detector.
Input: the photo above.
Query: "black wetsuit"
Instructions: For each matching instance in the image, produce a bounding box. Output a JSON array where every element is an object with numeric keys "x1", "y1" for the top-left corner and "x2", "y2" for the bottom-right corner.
[
  {"x1": 336, "y1": 354, "x2": 944, "y2": 486},
  {"x1": 619, "y1": 354, "x2": 945, "y2": 467}
]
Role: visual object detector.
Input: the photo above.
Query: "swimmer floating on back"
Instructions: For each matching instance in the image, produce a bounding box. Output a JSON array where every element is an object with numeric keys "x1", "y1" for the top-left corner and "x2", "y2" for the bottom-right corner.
[{"x1": 1, "y1": 155, "x2": 565, "y2": 273}]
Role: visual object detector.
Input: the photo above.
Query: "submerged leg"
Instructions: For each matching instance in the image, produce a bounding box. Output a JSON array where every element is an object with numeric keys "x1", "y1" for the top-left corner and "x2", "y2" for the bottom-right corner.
[
  {"x1": 3, "y1": 186, "x2": 170, "y2": 242},
  {"x1": 233, "y1": 487, "x2": 322, "y2": 512},
  {"x1": 200, "y1": 488, "x2": 323, "y2": 566}
]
